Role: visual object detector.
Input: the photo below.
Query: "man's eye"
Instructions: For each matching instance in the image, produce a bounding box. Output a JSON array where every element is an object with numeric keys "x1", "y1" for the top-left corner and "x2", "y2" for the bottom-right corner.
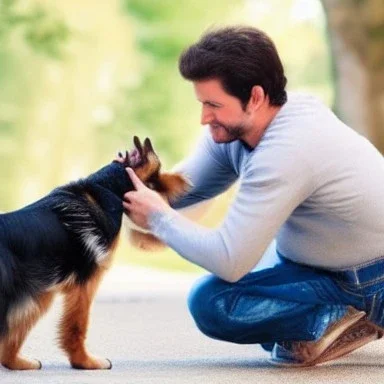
[{"x1": 203, "y1": 101, "x2": 220, "y2": 108}]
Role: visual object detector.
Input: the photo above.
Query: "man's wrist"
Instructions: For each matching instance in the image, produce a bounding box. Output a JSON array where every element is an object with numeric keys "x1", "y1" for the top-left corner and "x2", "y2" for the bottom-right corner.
[{"x1": 148, "y1": 208, "x2": 177, "y2": 235}]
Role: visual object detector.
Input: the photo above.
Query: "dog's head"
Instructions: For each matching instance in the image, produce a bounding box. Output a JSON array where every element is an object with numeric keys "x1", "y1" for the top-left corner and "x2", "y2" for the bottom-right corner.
[
  {"x1": 118, "y1": 136, "x2": 191, "y2": 251},
  {"x1": 117, "y1": 136, "x2": 191, "y2": 203}
]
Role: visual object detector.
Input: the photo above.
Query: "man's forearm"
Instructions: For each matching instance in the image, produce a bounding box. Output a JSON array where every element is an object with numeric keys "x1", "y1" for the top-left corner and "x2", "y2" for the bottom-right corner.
[{"x1": 148, "y1": 209, "x2": 242, "y2": 282}]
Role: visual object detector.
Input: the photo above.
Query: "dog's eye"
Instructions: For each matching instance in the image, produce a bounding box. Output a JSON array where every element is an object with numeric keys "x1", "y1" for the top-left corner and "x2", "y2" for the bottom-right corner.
[{"x1": 147, "y1": 182, "x2": 155, "y2": 190}]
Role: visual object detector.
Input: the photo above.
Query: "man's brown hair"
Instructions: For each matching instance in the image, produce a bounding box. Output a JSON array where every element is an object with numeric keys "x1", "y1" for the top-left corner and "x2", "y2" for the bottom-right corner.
[{"x1": 179, "y1": 26, "x2": 287, "y2": 109}]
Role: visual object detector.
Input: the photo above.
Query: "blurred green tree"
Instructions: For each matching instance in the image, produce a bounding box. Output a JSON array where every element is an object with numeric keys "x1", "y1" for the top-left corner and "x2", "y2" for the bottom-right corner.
[
  {"x1": 0, "y1": 0, "x2": 70, "y2": 58},
  {"x1": 115, "y1": 0, "x2": 241, "y2": 168},
  {"x1": 2, "y1": 0, "x2": 379, "y2": 272},
  {"x1": 321, "y1": 0, "x2": 384, "y2": 153},
  {"x1": 0, "y1": 0, "x2": 70, "y2": 209}
]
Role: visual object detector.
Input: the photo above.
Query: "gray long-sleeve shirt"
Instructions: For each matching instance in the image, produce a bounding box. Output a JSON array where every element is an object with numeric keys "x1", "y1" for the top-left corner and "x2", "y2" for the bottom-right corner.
[{"x1": 149, "y1": 92, "x2": 384, "y2": 282}]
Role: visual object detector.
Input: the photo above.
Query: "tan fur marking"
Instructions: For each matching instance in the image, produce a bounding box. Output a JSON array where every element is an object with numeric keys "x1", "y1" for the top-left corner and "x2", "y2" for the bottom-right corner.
[
  {"x1": 134, "y1": 153, "x2": 160, "y2": 181},
  {"x1": 1, "y1": 292, "x2": 54, "y2": 370},
  {"x1": 159, "y1": 172, "x2": 192, "y2": 202},
  {"x1": 7, "y1": 298, "x2": 38, "y2": 328},
  {"x1": 84, "y1": 193, "x2": 97, "y2": 205},
  {"x1": 59, "y1": 268, "x2": 111, "y2": 369},
  {"x1": 98, "y1": 233, "x2": 120, "y2": 270}
]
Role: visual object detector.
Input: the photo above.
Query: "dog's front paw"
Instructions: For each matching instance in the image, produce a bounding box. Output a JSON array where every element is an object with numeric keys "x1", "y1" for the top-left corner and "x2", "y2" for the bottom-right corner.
[
  {"x1": 71, "y1": 355, "x2": 112, "y2": 370},
  {"x1": 2, "y1": 356, "x2": 42, "y2": 370}
]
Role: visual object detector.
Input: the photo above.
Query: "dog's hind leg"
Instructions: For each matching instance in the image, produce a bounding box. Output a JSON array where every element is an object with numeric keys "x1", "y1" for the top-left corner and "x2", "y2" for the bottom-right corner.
[
  {"x1": 59, "y1": 269, "x2": 112, "y2": 370},
  {"x1": 1, "y1": 292, "x2": 54, "y2": 370}
]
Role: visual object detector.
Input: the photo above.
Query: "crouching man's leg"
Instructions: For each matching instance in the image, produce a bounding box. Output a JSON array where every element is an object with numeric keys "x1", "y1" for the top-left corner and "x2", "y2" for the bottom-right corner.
[{"x1": 187, "y1": 262, "x2": 383, "y2": 367}]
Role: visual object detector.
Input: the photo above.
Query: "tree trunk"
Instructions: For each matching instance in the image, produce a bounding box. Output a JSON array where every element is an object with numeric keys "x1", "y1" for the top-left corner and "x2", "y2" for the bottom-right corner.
[{"x1": 321, "y1": 0, "x2": 384, "y2": 153}]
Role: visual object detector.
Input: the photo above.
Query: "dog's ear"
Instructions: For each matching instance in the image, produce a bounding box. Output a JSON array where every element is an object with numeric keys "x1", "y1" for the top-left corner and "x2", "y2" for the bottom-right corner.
[
  {"x1": 133, "y1": 136, "x2": 157, "y2": 158},
  {"x1": 143, "y1": 138, "x2": 155, "y2": 156},
  {"x1": 158, "y1": 172, "x2": 192, "y2": 203},
  {"x1": 133, "y1": 136, "x2": 144, "y2": 158},
  {"x1": 132, "y1": 136, "x2": 161, "y2": 181}
]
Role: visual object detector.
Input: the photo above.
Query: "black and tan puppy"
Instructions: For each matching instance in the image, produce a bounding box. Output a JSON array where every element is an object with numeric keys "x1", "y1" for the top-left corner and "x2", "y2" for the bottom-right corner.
[{"x1": 0, "y1": 136, "x2": 189, "y2": 370}]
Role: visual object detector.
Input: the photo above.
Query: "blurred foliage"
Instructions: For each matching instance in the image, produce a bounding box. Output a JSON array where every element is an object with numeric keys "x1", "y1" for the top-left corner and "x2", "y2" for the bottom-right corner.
[
  {"x1": 0, "y1": 0, "x2": 70, "y2": 58},
  {"x1": 108, "y1": 0, "x2": 241, "y2": 168},
  {"x1": 0, "y1": 0, "x2": 333, "y2": 271}
]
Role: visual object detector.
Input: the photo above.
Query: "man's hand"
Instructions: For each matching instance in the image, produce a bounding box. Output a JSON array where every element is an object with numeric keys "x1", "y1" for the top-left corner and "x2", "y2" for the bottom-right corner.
[{"x1": 123, "y1": 168, "x2": 172, "y2": 229}]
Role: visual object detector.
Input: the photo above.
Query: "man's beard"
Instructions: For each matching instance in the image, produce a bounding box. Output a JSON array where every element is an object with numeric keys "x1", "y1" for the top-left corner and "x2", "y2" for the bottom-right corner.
[{"x1": 210, "y1": 121, "x2": 247, "y2": 142}]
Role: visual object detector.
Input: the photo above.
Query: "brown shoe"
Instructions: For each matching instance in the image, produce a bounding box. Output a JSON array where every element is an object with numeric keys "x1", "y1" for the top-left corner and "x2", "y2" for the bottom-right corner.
[
  {"x1": 311, "y1": 318, "x2": 383, "y2": 365},
  {"x1": 270, "y1": 306, "x2": 369, "y2": 367}
]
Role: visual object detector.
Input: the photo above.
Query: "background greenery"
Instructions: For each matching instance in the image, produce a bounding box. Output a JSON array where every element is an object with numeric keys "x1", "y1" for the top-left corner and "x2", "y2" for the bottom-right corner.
[{"x1": 0, "y1": 0, "x2": 333, "y2": 272}]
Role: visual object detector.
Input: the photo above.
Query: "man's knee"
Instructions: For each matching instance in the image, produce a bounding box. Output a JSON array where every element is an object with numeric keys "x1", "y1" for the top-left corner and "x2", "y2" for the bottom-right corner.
[{"x1": 187, "y1": 274, "x2": 230, "y2": 338}]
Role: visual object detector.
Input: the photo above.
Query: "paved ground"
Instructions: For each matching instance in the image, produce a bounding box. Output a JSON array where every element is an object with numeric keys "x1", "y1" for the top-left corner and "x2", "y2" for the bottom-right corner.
[{"x1": 2, "y1": 265, "x2": 384, "y2": 384}]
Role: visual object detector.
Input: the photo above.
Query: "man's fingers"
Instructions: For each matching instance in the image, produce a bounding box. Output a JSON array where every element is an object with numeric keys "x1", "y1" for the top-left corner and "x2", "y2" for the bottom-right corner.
[
  {"x1": 123, "y1": 193, "x2": 140, "y2": 213},
  {"x1": 124, "y1": 190, "x2": 137, "y2": 201},
  {"x1": 123, "y1": 200, "x2": 136, "y2": 216},
  {"x1": 126, "y1": 168, "x2": 145, "y2": 190}
]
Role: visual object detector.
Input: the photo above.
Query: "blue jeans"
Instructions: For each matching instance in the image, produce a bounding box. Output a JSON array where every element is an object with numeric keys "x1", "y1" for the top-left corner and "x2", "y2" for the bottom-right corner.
[{"x1": 187, "y1": 246, "x2": 384, "y2": 350}]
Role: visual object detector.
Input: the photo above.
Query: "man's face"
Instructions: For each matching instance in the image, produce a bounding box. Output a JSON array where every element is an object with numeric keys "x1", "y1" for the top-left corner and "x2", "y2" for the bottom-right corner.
[{"x1": 193, "y1": 79, "x2": 251, "y2": 144}]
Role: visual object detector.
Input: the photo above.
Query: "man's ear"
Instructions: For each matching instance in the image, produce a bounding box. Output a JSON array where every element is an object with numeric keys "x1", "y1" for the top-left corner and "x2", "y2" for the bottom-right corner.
[
  {"x1": 247, "y1": 85, "x2": 265, "y2": 112},
  {"x1": 159, "y1": 172, "x2": 192, "y2": 202}
]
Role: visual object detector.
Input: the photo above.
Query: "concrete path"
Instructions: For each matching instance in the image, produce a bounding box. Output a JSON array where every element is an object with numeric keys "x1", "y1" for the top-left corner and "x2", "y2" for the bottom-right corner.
[{"x1": 1, "y1": 265, "x2": 384, "y2": 383}]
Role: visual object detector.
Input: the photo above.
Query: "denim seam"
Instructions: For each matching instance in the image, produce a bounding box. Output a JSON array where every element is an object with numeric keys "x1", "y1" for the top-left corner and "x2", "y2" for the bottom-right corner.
[
  {"x1": 228, "y1": 293, "x2": 241, "y2": 315},
  {"x1": 359, "y1": 276, "x2": 384, "y2": 289},
  {"x1": 335, "y1": 282, "x2": 364, "y2": 297},
  {"x1": 380, "y1": 305, "x2": 384, "y2": 325},
  {"x1": 368, "y1": 293, "x2": 378, "y2": 321},
  {"x1": 337, "y1": 275, "x2": 384, "y2": 290},
  {"x1": 363, "y1": 285, "x2": 384, "y2": 297},
  {"x1": 210, "y1": 287, "x2": 236, "y2": 303},
  {"x1": 353, "y1": 268, "x2": 360, "y2": 285},
  {"x1": 370, "y1": 285, "x2": 384, "y2": 294}
]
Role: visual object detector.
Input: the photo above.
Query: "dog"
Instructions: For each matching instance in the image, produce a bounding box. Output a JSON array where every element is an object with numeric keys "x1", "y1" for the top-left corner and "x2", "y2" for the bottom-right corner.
[{"x1": 0, "y1": 136, "x2": 190, "y2": 370}]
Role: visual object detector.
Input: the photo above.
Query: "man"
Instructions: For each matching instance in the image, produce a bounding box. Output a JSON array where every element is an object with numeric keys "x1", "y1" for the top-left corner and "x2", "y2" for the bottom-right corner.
[{"x1": 122, "y1": 26, "x2": 384, "y2": 367}]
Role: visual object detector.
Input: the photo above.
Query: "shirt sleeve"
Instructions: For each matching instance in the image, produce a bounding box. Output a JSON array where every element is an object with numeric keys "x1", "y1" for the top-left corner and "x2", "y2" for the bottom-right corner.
[
  {"x1": 170, "y1": 129, "x2": 238, "y2": 209},
  {"x1": 149, "y1": 149, "x2": 315, "y2": 282}
]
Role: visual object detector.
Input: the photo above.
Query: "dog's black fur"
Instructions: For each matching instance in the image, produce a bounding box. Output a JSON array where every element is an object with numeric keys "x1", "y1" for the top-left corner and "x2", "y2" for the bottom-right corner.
[
  {"x1": 0, "y1": 136, "x2": 190, "y2": 370},
  {"x1": 0, "y1": 159, "x2": 132, "y2": 336}
]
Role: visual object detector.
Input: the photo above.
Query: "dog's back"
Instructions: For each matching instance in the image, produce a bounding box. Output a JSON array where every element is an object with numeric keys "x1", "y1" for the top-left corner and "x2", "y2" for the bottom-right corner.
[
  {"x1": 0, "y1": 165, "x2": 128, "y2": 335},
  {"x1": 0, "y1": 137, "x2": 190, "y2": 370}
]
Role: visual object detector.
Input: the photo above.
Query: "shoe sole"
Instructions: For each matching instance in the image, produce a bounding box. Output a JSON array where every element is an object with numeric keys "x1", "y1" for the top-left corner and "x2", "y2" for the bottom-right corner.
[
  {"x1": 311, "y1": 319, "x2": 383, "y2": 365},
  {"x1": 269, "y1": 307, "x2": 366, "y2": 368}
]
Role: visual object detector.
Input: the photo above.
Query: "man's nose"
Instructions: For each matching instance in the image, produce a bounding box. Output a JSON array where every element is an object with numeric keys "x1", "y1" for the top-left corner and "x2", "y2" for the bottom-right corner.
[{"x1": 200, "y1": 107, "x2": 214, "y2": 125}]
